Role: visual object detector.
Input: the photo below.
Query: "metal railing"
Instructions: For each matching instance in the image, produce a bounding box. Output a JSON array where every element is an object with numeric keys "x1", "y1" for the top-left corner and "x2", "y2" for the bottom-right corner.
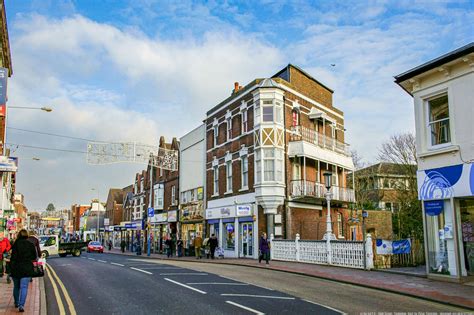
[
  {"x1": 290, "y1": 125, "x2": 351, "y2": 156},
  {"x1": 290, "y1": 180, "x2": 355, "y2": 202}
]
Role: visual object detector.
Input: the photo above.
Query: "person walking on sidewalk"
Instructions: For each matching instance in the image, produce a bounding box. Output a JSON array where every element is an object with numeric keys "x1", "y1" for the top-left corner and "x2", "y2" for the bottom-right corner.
[
  {"x1": 0, "y1": 232, "x2": 12, "y2": 279},
  {"x1": 10, "y1": 229, "x2": 37, "y2": 312},
  {"x1": 209, "y1": 234, "x2": 218, "y2": 259},
  {"x1": 177, "y1": 238, "x2": 183, "y2": 257},
  {"x1": 120, "y1": 240, "x2": 126, "y2": 253},
  {"x1": 27, "y1": 231, "x2": 41, "y2": 259},
  {"x1": 165, "y1": 237, "x2": 173, "y2": 258},
  {"x1": 259, "y1": 232, "x2": 270, "y2": 264},
  {"x1": 193, "y1": 233, "x2": 203, "y2": 259}
]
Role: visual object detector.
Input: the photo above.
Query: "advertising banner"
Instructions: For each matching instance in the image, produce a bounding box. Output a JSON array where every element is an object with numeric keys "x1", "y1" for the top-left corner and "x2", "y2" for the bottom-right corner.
[
  {"x1": 392, "y1": 239, "x2": 411, "y2": 254},
  {"x1": 376, "y1": 239, "x2": 393, "y2": 255},
  {"x1": 0, "y1": 156, "x2": 18, "y2": 172}
]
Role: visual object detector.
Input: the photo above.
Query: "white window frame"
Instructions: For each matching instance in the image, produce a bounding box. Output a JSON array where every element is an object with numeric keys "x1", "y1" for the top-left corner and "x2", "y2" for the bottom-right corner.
[
  {"x1": 226, "y1": 161, "x2": 233, "y2": 193},
  {"x1": 171, "y1": 185, "x2": 176, "y2": 205},
  {"x1": 154, "y1": 184, "x2": 164, "y2": 210},
  {"x1": 337, "y1": 213, "x2": 343, "y2": 238},
  {"x1": 292, "y1": 159, "x2": 301, "y2": 181},
  {"x1": 262, "y1": 100, "x2": 274, "y2": 122},
  {"x1": 242, "y1": 110, "x2": 248, "y2": 134},
  {"x1": 159, "y1": 168, "x2": 163, "y2": 177},
  {"x1": 426, "y1": 93, "x2": 451, "y2": 148},
  {"x1": 213, "y1": 166, "x2": 219, "y2": 195},
  {"x1": 255, "y1": 149, "x2": 262, "y2": 184},
  {"x1": 241, "y1": 156, "x2": 248, "y2": 190},
  {"x1": 227, "y1": 117, "x2": 232, "y2": 140},
  {"x1": 213, "y1": 125, "x2": 219, "y2": 147}
]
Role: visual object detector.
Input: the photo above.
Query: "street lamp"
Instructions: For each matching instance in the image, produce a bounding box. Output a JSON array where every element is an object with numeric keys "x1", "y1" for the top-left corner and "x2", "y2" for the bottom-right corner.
[
  {"x1": 8, "y1": 106, "x2": 53, "y2": 112},
  {"x1": 92, "y1": 188, "x2": 100, "y2": 242},
  {"x1": 323, "y1": 171, "x2": 336, "y2": 264}
]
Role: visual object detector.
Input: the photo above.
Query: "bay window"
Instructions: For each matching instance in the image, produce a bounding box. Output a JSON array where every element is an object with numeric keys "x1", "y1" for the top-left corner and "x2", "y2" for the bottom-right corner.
[{"x1": 255, "y1": 150, "x2": 262, "y2": 183}]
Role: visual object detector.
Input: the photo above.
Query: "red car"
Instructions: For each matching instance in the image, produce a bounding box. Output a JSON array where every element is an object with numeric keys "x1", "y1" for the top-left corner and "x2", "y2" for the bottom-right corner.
[{"x1": 87, "y1": 241, "x2": 104, "y2": 253}]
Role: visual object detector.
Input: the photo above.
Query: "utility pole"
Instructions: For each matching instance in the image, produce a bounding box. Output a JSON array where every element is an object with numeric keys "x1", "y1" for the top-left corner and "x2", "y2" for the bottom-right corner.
[{"x1": 147, "y1": 156, "x2": 153, "y2": 257}]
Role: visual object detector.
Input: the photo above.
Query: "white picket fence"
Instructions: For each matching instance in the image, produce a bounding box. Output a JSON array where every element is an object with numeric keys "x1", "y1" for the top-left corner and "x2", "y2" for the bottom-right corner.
[{"x1": 270, "y1": 234, "x2": 374, "y2": 270}]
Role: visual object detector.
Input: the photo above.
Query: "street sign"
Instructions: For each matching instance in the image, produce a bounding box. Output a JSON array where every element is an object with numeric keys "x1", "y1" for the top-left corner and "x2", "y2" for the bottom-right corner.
[{"x1": 148, "y1": 207, "x2": 154, "y2": 218}]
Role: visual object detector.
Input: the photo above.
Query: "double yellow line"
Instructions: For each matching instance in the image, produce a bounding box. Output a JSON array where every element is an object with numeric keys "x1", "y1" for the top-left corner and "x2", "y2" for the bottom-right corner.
[{"x1": 45, "y1": 263, "x2": 77, "y2": 315}]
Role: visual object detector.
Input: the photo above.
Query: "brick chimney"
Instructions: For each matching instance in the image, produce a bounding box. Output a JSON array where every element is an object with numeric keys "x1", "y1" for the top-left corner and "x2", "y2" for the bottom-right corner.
[{"x1": 233, "y1": 82, "x2": 239, "y2": 94}]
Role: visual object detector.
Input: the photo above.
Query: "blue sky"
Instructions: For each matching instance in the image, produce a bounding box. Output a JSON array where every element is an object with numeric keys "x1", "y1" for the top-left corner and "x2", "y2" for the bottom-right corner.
[{"x1": 3, "y1": 0, "x2": 474, "y2": 210}]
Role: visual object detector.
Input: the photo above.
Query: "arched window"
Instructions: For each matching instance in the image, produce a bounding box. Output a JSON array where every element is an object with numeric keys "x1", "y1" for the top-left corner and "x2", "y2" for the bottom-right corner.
[{"x1": 292, "y1": 109, "x2": 299, "y2": 127}]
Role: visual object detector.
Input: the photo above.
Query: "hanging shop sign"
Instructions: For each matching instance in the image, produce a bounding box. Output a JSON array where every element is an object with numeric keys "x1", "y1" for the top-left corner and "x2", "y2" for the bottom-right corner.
[
  {"x1": 424, "y1": 200, "x2": 444, "y2": 216},
  {"x1": 168, "y1": 210, "x2": 177, "y2": 222},
  {"x1": 0, "y1": 156, "x2": 18, "y2": 172}
]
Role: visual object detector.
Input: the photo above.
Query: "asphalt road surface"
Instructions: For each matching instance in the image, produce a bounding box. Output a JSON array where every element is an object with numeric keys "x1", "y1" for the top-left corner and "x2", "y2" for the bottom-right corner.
[{"x1": 44, "y1": 253, "x2": 471, "y2": 315}]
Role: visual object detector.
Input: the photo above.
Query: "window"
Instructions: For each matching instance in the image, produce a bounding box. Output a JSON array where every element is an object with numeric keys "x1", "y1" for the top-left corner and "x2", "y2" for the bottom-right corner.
[
  {"x1": 171, "y1": 185, "x2": 176, "y2": 205},
  {"x1": 292, "y1": 110, "x2": 299, "y2": 127},
  {"x1": 241, "y1": 156, "x2": 248, "y2": 188},
  {"x1": 226, "y1": 161, "x2": 233, "y2": 192},
  {"x1": 428, "y1": 94, "x2": 450, "y2": 146},
  {"x1": 213, "y1": 125, "x2": 219, "y2": 147},
  {"x1": 213, "y1": 166, "x2": 219, "y2": 195},
  {"x1": 255, "y1": 102, "x2": 261, "y2": 123},
  {"x1": 385, "y1": 202, "x2": 392, "y2": 211},
  {"x1": 255, "y1": 150, "x2": 262, "y2": 184},
  {"x1": 227, "y1": 117, "x2": 232, "y2": 140},
  {"x1": 242, "y1": 110, "x2": 248, "y2": 133},
  {"x1": 262, "y1": 148, "x2": 284, "y2": 182},
  {"x1": 337, "y1": 213, "x2": 344, "y2": 238},
  {"x1": 262, "y1": 105, "x2": 273, "y2": 122},
  {"x1": 140, "y1": 179, "x2": 144, "y2": 192},
  {"x1": 292, "y1": 160, "x2": 301, "y2": 180},
  {"x1": 159, "y1": 168, "x2": 163, "y2": 177},
  {"x1": 275, "y1": 101, "x2": 283, "y2": 123},
  {"x1": 223, "y1": 222, "x2": 235, "y2": 250},
  {"x1": 154, "y1": 184, "x2": 164, "y2": 209}
]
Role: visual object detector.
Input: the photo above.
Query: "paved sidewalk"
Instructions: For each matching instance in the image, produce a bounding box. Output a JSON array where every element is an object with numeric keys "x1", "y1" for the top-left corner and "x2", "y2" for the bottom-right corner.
[
  {"x1": 108, "y1": 248, "x2": 474, "y2": 310},
  {"x1": 0, "y1": 277, "x2": 41, "y2": 315}
]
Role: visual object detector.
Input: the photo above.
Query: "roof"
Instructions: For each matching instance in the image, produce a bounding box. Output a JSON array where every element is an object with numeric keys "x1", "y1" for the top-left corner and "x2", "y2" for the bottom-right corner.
[
  {"x1": 273, "y1": 64, "x2": 334, "y2": 93},
  {"x1": 0, "y1": 0, "x2": 12, "y2": 76},
  {"x1": 206, "y1": 79, "x2": 261, "y2": 116},
  {"x1": 355, "y1": 162, "x2": 416, "y2": 176},
  {"x1": 108, "y1": 188, "x2": 124, "y2": 204},
  {"x1": 394, "y1": 42, "x2": 474, "y2": 84}
]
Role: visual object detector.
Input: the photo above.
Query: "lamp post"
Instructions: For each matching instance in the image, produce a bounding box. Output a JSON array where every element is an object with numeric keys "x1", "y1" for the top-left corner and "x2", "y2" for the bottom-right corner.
[
  {"x1": 323, "y1": 172, "x2": 335, "y2": 264},
  {"x1": 92, "y1": 188, "x2": 100, "y2": 242}
]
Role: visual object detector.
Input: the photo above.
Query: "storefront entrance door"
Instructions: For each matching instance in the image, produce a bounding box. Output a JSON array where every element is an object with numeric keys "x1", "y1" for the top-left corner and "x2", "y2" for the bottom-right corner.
[
  {"x1": 240, "y1": 222, "x2": 253, "y2": 257},
  {"x1": 460, "y1": 199, "x2": 474, "y2": 275}
]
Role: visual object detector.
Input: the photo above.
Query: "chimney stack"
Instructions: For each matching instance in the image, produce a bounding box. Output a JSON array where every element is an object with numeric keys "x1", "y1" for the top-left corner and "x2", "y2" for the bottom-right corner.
[{"x1": 234, "y1": 82, "x2": 239, "y2": 93}]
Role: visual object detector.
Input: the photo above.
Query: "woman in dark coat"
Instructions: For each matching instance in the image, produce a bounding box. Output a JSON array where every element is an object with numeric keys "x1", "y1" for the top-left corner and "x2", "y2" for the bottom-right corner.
[
  {"x1": 259, "y1": 232, "x2": 271, "y2": 264},
  {"x1": 10, "y1": 229, "x2": 37, "y2": 312}
]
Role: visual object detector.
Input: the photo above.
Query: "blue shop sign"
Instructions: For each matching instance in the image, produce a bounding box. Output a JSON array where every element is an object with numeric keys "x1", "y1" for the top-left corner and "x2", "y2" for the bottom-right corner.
[
  {"x1": 148, "y1": 207, "x2": 154, "y2": 218},
  {"x1": 424, "y1": 200, "x2": 444, "y2": 216}
]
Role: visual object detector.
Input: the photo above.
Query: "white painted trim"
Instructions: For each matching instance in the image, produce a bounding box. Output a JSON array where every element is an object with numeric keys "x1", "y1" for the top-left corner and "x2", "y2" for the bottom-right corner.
[
  {"x1": 207, "y1": 192, "x2": 256, "y2": 209},
  {"x1": 207, "y1": 87, "x2": 255, "y2": 118},
  {"x1": 288, "y1": 202, "x2": 323, "y2": 210}
]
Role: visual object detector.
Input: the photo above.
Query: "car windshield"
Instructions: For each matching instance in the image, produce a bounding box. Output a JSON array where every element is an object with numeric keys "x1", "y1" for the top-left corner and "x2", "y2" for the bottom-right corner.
[
  {"x1": 39, "y1": 236, "x2": 50, "y2": 245},
  {"x1": 89, "y1": 241, "x2": 101, "y2": 246}
]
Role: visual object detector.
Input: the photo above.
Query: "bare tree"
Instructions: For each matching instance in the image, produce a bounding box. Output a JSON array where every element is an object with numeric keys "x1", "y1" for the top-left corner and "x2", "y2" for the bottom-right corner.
[{"x1": 378, "y1": 132, "x2": 422, "y2": 240}]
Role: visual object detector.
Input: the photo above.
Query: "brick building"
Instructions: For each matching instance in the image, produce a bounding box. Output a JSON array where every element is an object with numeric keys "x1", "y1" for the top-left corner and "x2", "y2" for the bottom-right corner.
[
  {"x1": 71, "y1": 204, "x2": 90, "y2": 233},
  {"x1": 204, "y1": 64, "x2": 355, "y2": 258},
  {"x1": 105, "y1": 188, "x2": 124, "y2": 226}
]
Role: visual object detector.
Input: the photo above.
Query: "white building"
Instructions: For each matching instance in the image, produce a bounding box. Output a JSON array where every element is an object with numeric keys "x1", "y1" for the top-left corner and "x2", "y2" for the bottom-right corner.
[
  {"x1": 395, "y1": 42, "x2": 474, "y2": 281},
  {"x1": 178, "y1": 124, "x2": 206, "y2": 251}
]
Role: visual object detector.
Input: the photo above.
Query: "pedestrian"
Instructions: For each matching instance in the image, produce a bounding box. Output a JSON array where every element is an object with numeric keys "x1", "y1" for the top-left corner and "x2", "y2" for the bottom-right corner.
[
  {"x1": 209, "y1": 234, "x2": 218, "y2": 259},
  {"x1": 120, "y1": 240, "x2": 126, "y2": 253},
  {"x1": 165, "y1": 237, "x2": 172, "y2": 258},
  {"x1": 108, "y1": 240, "x2": 112, "y2": 251},
  {"x1": 10, "y1": 229, "x2": 38, "y2": 312},
  {"x1": 203, "y1": 236, "x2": 210, "y2": 259},
  {"x1": 135, "y1": 240, "x2": 142, "y2": 256},
  {"x1": 27, "y1": 231, "x2": 42, "y2": 259},
  {"x1": 193, "y1": 233, "x2": 203, "y2": 259},
  {"x1": 0, "y1": 232, "x2": 12, "y2": 279},
  {"x1": 176, "y1": 238, "x2": 183, "y2": 257},
  {"x1": 259, "y1": 232, "x2": 271, "y2": 265}
]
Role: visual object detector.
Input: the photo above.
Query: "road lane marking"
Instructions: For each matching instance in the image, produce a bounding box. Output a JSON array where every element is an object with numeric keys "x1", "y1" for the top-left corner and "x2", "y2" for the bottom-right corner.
[
  {"x1": 45, "y1": 264, "x2": 66, "y2": 314},
  {"x1": 220, "y1": 275, "x2": 274, "y2": 291},
  {"x1": 81, "y1": 256, "x2": 87, "y2": 259},
  {"x1": 47, "y1": 264, "x2": 77, "y2": 315},
  {"x1": 139, "y1": 267, "x2": 182, "y2": 270},
  {"x1": 97, "y1": 260, "x2": 107, "y2": 263},
  {"x1": 221, "y1": 294, "x2": 295, "y2": 300},
  {"x1": 225, "y1": 301, "x2": 264, "y2": 315},
  {"x1": 111, "y1": 262, "x2": 125, "y2": 267},
  {"x1": 302, "y1": 299, "x2": 346, "y2": 314},
  {"x1": 164, "y1": 278, "x2": 207, "y2": 294},
  {"x1": 187, "y1": 282, "x2": 249, "y2": 286},
  {"x1": 88, "y1": 258, "x2": 96, "y2": 261},
  {"x1": 130, "y1": 267, "x2": 153, "y2": 274},
  {"x1": 160, "y1": 273, "x2": 208, "y2": 276}
]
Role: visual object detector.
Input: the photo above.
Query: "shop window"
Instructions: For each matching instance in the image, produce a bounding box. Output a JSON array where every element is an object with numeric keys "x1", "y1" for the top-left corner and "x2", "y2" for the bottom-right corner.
[
  {"x1": 213, "y1": 166, "x2": 219, "y2": 195},
  {"x1": 428, "y1": 94, "x2": 450, "y2": 146},
  {"x1": 242, "y1": 110, "x2": 248, "y2": 133},
  {"x1": 223, "y1": 222, "x2": 235, "y2": 250},
  {"x1": 241, "y1": 156, "x2": 248, "y2": 189},
  {"x1": 226, "y1": 161, "x2": 233, "y2": 192}
]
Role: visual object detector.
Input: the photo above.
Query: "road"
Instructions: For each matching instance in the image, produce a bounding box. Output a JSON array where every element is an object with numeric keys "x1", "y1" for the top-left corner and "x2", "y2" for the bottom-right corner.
[{"x1": 44, "y1": 253, "x2": 470, "y2": 315}]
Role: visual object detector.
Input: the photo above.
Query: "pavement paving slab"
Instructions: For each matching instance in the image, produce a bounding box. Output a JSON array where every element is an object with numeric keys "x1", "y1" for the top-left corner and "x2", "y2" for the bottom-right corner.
[{"x1": 0, "y1": 276, "x2": 41, "y2": 315}]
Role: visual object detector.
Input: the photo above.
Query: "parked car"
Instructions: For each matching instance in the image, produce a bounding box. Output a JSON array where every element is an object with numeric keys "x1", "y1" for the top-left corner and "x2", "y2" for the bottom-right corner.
[{"x1": 87, "y1": 241, "x2": 104, "y2": 253}]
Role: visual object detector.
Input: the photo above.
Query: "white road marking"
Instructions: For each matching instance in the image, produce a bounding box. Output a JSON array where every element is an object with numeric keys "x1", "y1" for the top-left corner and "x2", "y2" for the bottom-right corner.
[
  {"x1": 97, "y1": 260, "x2": 107, "y2": 263},
  {"x1": 81, "y1": 257, "x2": 87, "y2": 259},
  {"x1": 302, "y1": 299, "x2": 346, "y2": 314},
  {"x1": 59, "y1": 264, "x2": 72, "y2": 266},
  {"x1": 139, "y1": 267, "x2": 182, "y2": 270},
  {"x1": 88, "y1": 258, "x2": 96, "y2": 261},
  {"x1": 225, "y1": 301, "x2": 264, "y2": 315},
  {"x1": 130, "y1": 267, "x2": 153, "y2": 275},
  {"x1": 164, "y1": 278, "x2": 206, "y2": 294},
  {"x1": 187, "y1": 282, "x2": 249, "y2": 286},
  {"x1": 111, "y1": 262, "x2": 125, "y2": 267},
  {"x1": 159, "y1": 273, "x2": 208, "y2": 276},
  {"x1": 221, "y1": 294, "x2": 295, "y2": 300},
  {"x1": 220, "y1": 275, "x2": 274, "y2": 291}
]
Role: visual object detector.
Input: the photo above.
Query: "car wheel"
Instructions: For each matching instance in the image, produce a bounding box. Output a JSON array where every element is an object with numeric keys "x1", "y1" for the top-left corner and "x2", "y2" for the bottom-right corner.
[
  {"x1": 72, "y1": 249, "x2": 81, "y2": 257},
  {"x1": 41, "y1": 250, "x2": 49, "y2": 258}
]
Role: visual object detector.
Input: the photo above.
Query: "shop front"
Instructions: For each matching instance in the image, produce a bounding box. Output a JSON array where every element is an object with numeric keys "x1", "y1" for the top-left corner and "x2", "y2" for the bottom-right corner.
[
  {"x1": 150, "y1": 212, "x2": 168, "y2": 253},
  {"x1": 180, "y1": 202, "x2": 204, "y2": 256},
  {"x1": 419, "y1": 164, "x2": 474, "y2": 280},
  {"x1": 205, "y1": 204, "x2": 257, "y2": 259}
]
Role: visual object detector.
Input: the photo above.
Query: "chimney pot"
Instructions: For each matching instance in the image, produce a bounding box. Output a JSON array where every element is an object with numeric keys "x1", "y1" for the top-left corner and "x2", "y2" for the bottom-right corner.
[{"x1": 234, "y1": 82, "x2": 239, "y2": 93}]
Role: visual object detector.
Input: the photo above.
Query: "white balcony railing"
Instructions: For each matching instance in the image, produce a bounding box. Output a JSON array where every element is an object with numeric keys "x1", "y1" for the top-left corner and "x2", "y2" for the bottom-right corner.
[
  {"x1": 290, "y1": 180, "x2": 355, "y2": 203},
  {"x1": 290, "y1": 125, "x2": 351, "y2": 157}
]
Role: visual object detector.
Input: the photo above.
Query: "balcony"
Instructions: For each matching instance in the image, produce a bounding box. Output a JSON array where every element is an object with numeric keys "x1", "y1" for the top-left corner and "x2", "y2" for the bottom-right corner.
[
  {"x1": 290, "y1": 180, "x2": 355, "y2": 203},
  {"x1": 290, "y1": 126, "x2": 351, "y2": 157}
]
